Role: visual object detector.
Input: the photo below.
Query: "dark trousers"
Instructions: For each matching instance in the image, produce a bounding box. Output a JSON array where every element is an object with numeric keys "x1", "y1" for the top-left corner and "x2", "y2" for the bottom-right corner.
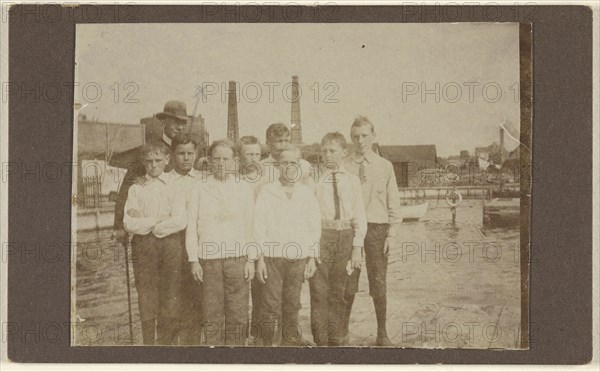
[
  {"x1": 177, "y1": 231, "x2": 202, "y2": 345},
  {"x1": 309, "y1": 228, "x2": 354, "y2": 346},
  {"x1": 250, "y1": 277, "x2": 263, "y2": 338},
  {"x1": 131, "y1": 233, "x2": 182, "y2": 345},
  {"x1": 343, "y1": 223, "x2": 389, "y2": 334},
  {"x1": 200, "y1": 257, "x2": 249, "y2": 346},
  {"x1": 260, "y1": 257, "x2": 308, "y2": 346}
]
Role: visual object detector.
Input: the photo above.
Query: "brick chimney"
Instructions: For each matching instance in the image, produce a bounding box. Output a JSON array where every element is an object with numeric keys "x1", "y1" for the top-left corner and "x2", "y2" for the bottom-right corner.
[{"x1": 227, "y1": 81, "x2": 239, "y2": 141}]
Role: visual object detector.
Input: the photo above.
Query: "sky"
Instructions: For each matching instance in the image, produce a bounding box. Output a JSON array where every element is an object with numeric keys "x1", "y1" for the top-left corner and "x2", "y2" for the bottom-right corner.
[{"x1": 75, "y1": 23, "x2": 521, "y2": 157}]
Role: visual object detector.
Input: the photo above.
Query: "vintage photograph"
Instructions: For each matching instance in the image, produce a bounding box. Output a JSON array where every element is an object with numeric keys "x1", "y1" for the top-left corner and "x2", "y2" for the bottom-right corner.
[{"x1": 71, "y1": 22, "x2": 530, "y2": 348}]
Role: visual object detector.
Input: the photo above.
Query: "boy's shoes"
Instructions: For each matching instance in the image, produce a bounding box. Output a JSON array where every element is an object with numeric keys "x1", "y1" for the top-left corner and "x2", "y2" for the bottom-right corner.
[{"x1": 375, "y1": 335, "x2": 394, "y2": 347}]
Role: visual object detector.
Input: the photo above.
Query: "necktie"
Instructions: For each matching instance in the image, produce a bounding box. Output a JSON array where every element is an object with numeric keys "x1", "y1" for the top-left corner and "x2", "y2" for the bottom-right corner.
[
  {"x1": 332, "y1": 171, "x2": 341, "y2": 220},
  {"x1": 358, "y1": 159, "x2": 367, "y2": 184}
]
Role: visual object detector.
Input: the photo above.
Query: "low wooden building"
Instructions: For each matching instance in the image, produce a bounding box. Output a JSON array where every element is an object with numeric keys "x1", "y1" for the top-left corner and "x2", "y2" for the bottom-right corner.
[
  {"x1": 376, "y1": 144, "x2": 438, "y2": 187},
  {"x1": 77, "y1": 116, "x2": 143, "y2": 207}
]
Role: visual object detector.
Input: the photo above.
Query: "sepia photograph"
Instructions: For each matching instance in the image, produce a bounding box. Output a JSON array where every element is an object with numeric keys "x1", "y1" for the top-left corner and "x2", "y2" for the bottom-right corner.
[{"x1": 71, "y1": 21, "x2": 530, "y2": 349}]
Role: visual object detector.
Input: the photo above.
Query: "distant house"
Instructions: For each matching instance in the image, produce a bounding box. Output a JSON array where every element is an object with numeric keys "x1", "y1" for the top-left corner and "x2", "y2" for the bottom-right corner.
[
  {"x1": 376, "y1": 144, "x2": 437, "y2": 187},
  {"x1": 78, "y1": 117, "x2": 144, "y2": 161}
]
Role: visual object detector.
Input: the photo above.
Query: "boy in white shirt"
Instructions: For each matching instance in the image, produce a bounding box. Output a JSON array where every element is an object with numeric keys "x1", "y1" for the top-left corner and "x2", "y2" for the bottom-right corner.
[
  {"x1": 253, "y1": 144, "x2": 321, "y2": 346},
  {"x1": 164, "y1": 133, "x2": 202, "y2": 345},
  {"x1": 186, "y1": 139, "x2": 256, "y2": 346},
  {"x1": 309, "y1": 132, "x2": 366, "y2": 346},
  {"x1": 123, "y1": 140, "x2": 187, "y2": 345},
  {"x1": 258, "y1": 123, "x2": 312, "y2": 187}
]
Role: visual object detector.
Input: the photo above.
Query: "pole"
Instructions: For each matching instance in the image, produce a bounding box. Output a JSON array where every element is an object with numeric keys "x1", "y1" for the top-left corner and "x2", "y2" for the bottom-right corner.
[
  {"x1": 105, "y1": 122, "x2": 109, "y2": 172},
  {"x1": 451, "y1": 206, "x2": 456, "y2": 225},
  {"x1": 451, "y1": 185, "x2": 457, "y2": 225},
  {"x1": 122, "y1": 241, "x2": 134, "y2": 344}
]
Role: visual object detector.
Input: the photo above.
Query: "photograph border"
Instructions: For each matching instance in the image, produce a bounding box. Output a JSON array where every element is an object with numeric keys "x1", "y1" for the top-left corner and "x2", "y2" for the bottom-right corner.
[{"x1": 6, "y1": 4, "x2": 593, "y2": 364}]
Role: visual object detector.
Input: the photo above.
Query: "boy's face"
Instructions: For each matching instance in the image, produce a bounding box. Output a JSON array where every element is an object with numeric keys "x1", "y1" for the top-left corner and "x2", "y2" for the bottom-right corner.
[
  {"x1": 277, "y1": 150, "x2": 300, "y2": 183},
  {"x1": 240, "y1": 143, "x2": 262, "y2": 166},
  {"x1": 350, "y1": 125, "x2": 375, "y2": 156},
  {"x1": 210, "y1": 146, "x2": 236, "y2": 178},
  {"x1": 172, "y1": 142, "x2": 197, "y2": 174},
  {"x1": 142, "y1": 151, "x2": 169, "y2": 178},
  {"x1": 320, "y1": 141, "x2": 347, "y2": 168},
  {"x1": 268, "y1": 134, "x2": 291, "y2": 152}
]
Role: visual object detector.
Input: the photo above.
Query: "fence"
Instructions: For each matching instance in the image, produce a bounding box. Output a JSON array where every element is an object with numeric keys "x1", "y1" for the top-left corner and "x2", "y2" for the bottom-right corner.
[{"x1": 81, "y1": 176, "x2": 110, "y2": 208}]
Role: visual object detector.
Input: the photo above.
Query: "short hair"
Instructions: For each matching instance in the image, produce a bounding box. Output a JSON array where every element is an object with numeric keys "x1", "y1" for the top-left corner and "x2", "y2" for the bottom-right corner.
[
  {"x1": 351, "y1": 115, "x2": 375, "y2": 134},
  {"x1": 171, "y1": 133, "x2": 198, "y2": 150},
  {"x1": 139, "y1": 140, "x2": 170, "y2": 160},
  {"x1": 266, "y1": 123, "x2": 290, "y2": 143},
  {"x1": 208, "y1": 138, "x2": 238, "y2": 158},
  {"x1": 321, "y1": 132, "x2": 347, "y2": 148},
  {"x1": 238, "y1": 135, "x2": 260, "y2": 146},
  {"x1": 237, "y1": 135, "x2": 260, "y2": 154},
  {"x1": 272, "y1": 143, "x2": 301, "y2": 162}
]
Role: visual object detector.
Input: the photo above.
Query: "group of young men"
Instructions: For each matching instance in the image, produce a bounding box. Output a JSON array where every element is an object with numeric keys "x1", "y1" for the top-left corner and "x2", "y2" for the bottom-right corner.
[{"x1": 113, "y1": 100, "x2": 401, "y2": 347}]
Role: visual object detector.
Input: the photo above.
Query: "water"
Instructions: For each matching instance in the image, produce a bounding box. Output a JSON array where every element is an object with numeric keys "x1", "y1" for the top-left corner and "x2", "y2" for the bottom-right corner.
[{"x1": 73, "y1": 199, "x2": 523, "y2": 348}]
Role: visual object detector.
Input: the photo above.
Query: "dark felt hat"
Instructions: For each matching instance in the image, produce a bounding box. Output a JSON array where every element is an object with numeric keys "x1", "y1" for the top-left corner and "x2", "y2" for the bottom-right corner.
[{"x1": 155, "y1": 100, "x2": 190, "y2": 122}]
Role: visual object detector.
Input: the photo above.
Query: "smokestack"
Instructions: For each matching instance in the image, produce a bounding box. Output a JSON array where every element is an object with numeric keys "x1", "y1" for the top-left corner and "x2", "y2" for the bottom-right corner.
[
  {"x1": 227, "y1": 81, "x2": 239, "y2": 141},
  {"x1": 499, "y1": 126, "x2": 505, "y2": 164},
  {"x1": 290, "y1": 75, "x2": 302, "y2": 144}
]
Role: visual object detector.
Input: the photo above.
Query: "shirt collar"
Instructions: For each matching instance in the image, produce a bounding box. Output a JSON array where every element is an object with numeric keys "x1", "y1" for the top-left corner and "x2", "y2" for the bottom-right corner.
[
  {"x1": 171, "y1": 168, "x2": 201, "y2": 178},
  {"x1": 273, "y1": 179, "x2": 301, "y2": 200},
  {"x1": 350, "y1": 150, "x2": 375, "y2": 164},
  {"x1": 336, "y1": 163, "x2": 348, "y2": 173},
  {"x1": 321, "y1": 163, "x2": 347, "y2": 175},
  {"x1": 365, "y1": 151, "x2": 378, "y2": 163},
  {"x1": 162, "y1": 133, "x2": 172, "y2": 146},
  {"x1": 145, "y1": 172, "x2": 169, "y2": 184}
]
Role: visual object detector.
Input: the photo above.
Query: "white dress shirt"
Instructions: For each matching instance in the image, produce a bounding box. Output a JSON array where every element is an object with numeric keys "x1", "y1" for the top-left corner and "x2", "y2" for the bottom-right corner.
[
  {"x1": 253, "y1": 180, "x2": 321, "y2": 259},
  {"x1": 165, "y1": 168, "x2": 203, "y2": 205},
  {"x1": 186, "y1": 175, "x2": 255, "y2": 261},
  {"x1": 343, "y1": 151, "x2": 402, "y2": 237},
  {"x1": 123, "y1": 173, "x2": 187, "y2": 238},
  {"x1": 313, "y1": 167, "x2": 367, "y2": 247}
]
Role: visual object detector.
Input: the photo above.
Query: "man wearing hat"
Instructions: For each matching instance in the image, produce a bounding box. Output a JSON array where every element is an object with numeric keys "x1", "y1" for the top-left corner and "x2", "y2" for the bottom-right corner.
[{"x1": 113, "y1": 100, "x2": 190, "y2": 246}]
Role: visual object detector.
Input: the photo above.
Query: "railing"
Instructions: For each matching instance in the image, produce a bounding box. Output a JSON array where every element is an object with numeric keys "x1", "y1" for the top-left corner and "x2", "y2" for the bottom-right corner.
[
  {"x1": 81, "y1": 176, "x2": 111, "y2": 208},
  {"x1": 399, "y1": 183, "x2": 520, "y2": 201}
]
